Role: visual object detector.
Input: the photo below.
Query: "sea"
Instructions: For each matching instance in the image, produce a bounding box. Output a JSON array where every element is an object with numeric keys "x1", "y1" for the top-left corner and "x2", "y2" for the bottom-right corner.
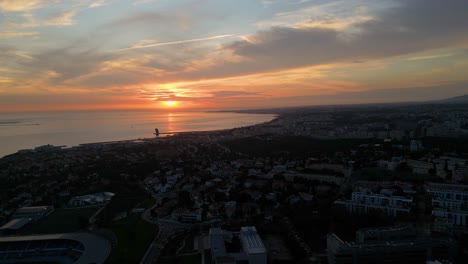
[{"x1": 0, "y1": 110, "x2": 275, "y2": 158}]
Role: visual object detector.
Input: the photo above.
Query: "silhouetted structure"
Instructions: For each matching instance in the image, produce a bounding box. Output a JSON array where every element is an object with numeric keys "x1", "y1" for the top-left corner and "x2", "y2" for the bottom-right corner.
[{"x1": 327, "y1": 226, "x2": 455, "y2": 264}]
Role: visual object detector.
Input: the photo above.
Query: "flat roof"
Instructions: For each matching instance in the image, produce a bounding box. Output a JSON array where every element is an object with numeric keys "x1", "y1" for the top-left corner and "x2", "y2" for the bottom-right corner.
[
  {"x1": 240, "y1": 226, "x2": 266, "y2": 254},
  {"x1": 14, "y1": 206, "x2": 53, "y2": 214},
  {"x1": 0, "y1": 218, "x2": 31, "y2": 230},
  {"x1": 209, "y1": 228, "x2": 227, "y2": 257},
  {"x1": 0, "y1": 232, "x2": 111, "y2": 264}
]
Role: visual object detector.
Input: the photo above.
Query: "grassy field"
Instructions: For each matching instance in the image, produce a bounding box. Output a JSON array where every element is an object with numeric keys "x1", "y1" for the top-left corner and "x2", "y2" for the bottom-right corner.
[
  {"x1": 105, "y1": 214, "x2": 156, "y2": 264},
  {"x1": 20, "y1": 207, "x2": 98, "y2": 235}
]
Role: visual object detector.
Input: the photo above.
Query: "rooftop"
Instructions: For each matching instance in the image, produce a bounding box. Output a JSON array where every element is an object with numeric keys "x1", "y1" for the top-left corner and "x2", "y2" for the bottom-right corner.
[
  {"x1": 0, "y1": 218, "x2": 31, "y2": 230},
  {"x1": 240, "y1": 226, "x2": 267, "y2": 254}
]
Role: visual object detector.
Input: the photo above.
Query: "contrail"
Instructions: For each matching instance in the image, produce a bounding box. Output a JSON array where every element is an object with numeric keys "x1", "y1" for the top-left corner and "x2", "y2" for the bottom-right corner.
[{"x1": 113, "y1": 34, "x2": 237, "y2": 52}]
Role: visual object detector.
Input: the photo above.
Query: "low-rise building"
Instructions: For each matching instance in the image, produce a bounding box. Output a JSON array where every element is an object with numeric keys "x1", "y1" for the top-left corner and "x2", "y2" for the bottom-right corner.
[
  {"x1": 68, "y1": 192, "x2": 114, "y2": 207},
  {"x1": 327, "y1": 226, "x2": 455, "y2": 264},
  {"x1": 407, "y1": 159, "x2": 433, "y2": 175},
  {"x1": 172, "y1": 208, "x2": 202, "y2": 223},
  {"x1": 334, "y1": 192, "x2": 412, "y2": 217},
  {"x1": 426, "y1": 183, "x2": 468, "y2": 226}
]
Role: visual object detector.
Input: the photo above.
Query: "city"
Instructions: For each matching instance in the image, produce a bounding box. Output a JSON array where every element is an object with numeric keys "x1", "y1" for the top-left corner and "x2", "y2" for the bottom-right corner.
[
  {"x1": 1, "y1": 101, "x2": 468, "y2": 263},
  {"x1": 1, "y1": 0, "x2": 468, "y2": 263}
]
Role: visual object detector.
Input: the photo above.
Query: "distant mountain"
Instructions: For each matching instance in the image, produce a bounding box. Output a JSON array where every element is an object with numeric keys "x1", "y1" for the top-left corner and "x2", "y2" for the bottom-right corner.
[{"x1": 432, "y1": 94, "x2": 468, "y2": 104}]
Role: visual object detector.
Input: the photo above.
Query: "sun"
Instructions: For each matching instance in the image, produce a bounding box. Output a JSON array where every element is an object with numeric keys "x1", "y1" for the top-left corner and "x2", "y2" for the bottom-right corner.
[{"x1": 162, "y1": 101, "x2": 179, "y2": 107}]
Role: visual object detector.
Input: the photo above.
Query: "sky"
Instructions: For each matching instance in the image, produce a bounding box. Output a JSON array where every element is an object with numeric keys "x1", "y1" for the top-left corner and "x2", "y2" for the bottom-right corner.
[{"x1": 1, "y1": 0, "x2": 468, "y2": 111}]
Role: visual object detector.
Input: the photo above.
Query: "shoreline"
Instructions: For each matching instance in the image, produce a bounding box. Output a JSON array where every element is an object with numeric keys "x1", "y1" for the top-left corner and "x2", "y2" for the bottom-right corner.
[
  {"x1": 0, "y1": 111, "x2": 279, "y2": 158},
  {"x1": 74, "y1": 115, "x2": 281, "y2": 147}
]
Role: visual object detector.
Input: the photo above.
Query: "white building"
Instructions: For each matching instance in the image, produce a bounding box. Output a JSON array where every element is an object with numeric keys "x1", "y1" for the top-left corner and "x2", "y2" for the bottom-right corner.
[
  {"x1": 240, "y1": 227, "x2": 268, "y2": 264},
  {"x1": 425, "y1": 183, "x2": 468, "y2": 204},
  {"x1": 426, "y1": 183, "x2": 468, "y2": 226},
  {"x1": 432, "y1": 208, "x2": 468, "y2": 226},
  {"x1": 68, "y1": 192, "x2": 114, "y2": 207},
  {"x1": 334, "y1": 192, "x2": 412, "y2": 217}
]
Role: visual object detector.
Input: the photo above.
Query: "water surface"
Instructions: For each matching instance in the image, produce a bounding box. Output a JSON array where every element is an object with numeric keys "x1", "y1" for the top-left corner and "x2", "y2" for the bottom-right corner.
[{"x1": 0, "y1": 110, "x2": 275, "y2": 157}]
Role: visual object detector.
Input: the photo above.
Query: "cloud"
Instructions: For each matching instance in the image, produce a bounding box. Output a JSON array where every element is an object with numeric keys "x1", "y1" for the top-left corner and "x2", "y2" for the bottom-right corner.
[
  {"x1": 21, "y1": 48, "x2": 117, "y2": 83},
  {"x1": 183, "y1": 0, "x2": 468, "y2": 80},
  {"x1": 212, "y1": 91, "x2": 261, "y2": 97},
  {"x1": 0, "y1": 31, "x2": 39, "y2": 38},
  {"x1": 103, "y1": 10, "x2": 195, "y2": 33},
  {"x1": 0, "y1": 0, "x2": 48, "y2": 12},
  {"x1": 89, "y1": 0, "x2": 108, "y2": 8},
  {"x1": 0, "y1": 77, "x2": 14, "y2": 83},
  {"x1": 44, "y1": 9, "x2": 79, "y2": 27},
  {"x1": 0, "y1": 47, "x2": 33, "y2": 60},
  {"x1": 104, "y1": 11, "x2": 167, "y2": 28},
  {"x1": 133, "y1": 0, "x2": 155, "y2": 5},
  {"x1": 137, "y1": 89, "x2": 264, "y2": 103},
  {"x1": 0, "y1": 67, "x2": 23, "y2": 74},
  {"x1": 406, "y1": 53, "x2": 456, "y2": 61},
  {"x1": 256, "y1": 0, "x2": 374, "y2": 30},
  {"x1": 2, "y1": 13, "x2": 40, "y2": 28},
  {"x1": 113, "y1": 35, "x2": 238, "y2": 51}
]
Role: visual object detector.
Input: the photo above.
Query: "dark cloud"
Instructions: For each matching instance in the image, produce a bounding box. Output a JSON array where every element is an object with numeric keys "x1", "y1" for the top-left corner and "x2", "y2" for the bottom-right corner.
[{"x1": 185, "y1": 0, "x2": 468, "y2": 79}]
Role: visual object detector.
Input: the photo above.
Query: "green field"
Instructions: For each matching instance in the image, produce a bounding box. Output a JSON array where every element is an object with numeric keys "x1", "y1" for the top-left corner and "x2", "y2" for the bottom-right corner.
[
  {"x1": 20, "y1": 207, "x2": 98, "y2": 235},
  {"x1": 105, "y1": 214, "x2": 156, "y2": 264}
]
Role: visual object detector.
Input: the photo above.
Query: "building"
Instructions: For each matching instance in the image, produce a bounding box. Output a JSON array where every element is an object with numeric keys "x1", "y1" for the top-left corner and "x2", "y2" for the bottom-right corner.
[
  {"x1": 432, "y1": 208, "x2": 468, "y2": 226},
  {"x1": 172, "y1": 208, "x2": 202, "y2": 223},
  {"x1": 240, "y1": 227, "x2": 268, "y2": 264},
  {"x1": 425, "y1": 183, "x2": 468, "y2": 204},
  {"x1": 11, "y1": 206, "x2": 54, "y2": 221},
  {"x1": 334, "y1": 191, "x2": 412, "y2": 217},
  {"x1": 68, "y1": 192, "x2": 115, "y2": 207},
  {"x1": 426, "y1": 183, "x2": 468, "y2": 226},
  {"x1": 0, "y1": 218, "x2": 31, "y2": 235},
  {"x1": 209, "y1": 226, "x2": 267, "y2": 264},
  {"x1": 283, "y1": 172, "x2": 344, "y2": 185},
  {"x1": 327, "y1": 226, "x2": 455, "y2": 264},
  {"x1": 407, "y1": 159, "x2": 433, "y2": 175}
]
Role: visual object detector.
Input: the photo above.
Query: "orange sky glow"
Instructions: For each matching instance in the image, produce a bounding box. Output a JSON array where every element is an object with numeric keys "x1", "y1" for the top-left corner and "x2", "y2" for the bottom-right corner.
[{"x1": 1, "y1": 0, "x2": 468, "y2": 112}]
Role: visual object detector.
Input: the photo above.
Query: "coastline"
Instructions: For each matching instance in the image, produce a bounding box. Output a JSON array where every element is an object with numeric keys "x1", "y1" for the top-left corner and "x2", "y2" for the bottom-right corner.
[{"x1": 0, "y1": 111, "x2": 278, "y2": 158}]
